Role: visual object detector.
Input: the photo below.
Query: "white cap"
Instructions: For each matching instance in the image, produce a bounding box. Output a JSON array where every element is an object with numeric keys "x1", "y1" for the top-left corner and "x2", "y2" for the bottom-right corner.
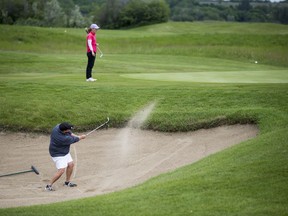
[{"x1": 90, "y1": 24, "x2": 100, "y2": 29}]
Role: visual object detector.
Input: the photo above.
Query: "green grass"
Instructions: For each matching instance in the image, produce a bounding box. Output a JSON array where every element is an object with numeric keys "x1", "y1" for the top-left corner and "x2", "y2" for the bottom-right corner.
[
  {"x1": 0, "y1": 21, "x2": 287, "y2": 215},
  {"x1": 122, "y1": 70, "x2": 288, "y2": 83}
]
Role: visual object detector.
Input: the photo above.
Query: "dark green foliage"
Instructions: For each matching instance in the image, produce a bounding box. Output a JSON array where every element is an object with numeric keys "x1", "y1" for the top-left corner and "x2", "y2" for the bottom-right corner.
[
  {"x1": 273, "y1": 5, "x2": 288, "y2": 24},
  {"x1": 0, "y1": 0, "x2": 287, "y2": 28},
  {"x1": 96, "y1": 0, "x2": 170, "y2": 29},
  {"x1": 118, "y1": 0, "x2": 169, "y2": 28},
  {"x1": 168, "y1": 0, "x2": 288, "y2": 24}
]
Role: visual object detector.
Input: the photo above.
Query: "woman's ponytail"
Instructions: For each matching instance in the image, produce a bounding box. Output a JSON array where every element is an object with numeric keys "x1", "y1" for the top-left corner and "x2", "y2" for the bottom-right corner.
[{"x1": 85, "y1": 27, "x2": 92, "y2": 34}]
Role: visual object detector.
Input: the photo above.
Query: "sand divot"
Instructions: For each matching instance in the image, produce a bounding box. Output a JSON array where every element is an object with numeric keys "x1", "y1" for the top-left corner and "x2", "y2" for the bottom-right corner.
[{"x1": 0, "y1": 103, "x2": 258, "y2": 208}]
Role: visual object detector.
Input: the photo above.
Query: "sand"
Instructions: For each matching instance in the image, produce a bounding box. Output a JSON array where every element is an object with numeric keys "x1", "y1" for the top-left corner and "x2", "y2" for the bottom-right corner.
[{"x1": 0, "y1": 124, "x2": 258, "y2": 208}]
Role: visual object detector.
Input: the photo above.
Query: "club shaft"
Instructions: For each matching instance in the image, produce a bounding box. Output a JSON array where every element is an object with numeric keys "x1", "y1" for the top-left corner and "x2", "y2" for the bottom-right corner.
[
  {"x1": 97, "y1": 47, "x2": 103, "y2": 55},
  {"x1": 86, "y1": 117, "x2": 109, "y2": 136},
  {"x1": 86, "y1": 124, "x2": 105, "y2": 136}
]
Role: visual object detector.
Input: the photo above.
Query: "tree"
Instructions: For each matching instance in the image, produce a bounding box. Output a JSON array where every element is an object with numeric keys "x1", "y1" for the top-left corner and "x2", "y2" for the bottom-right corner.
[
  {"x1": 146, "y1": 0, "x2": 170, "y2": 23},
  {"x1": 69, "y1": 5, "x2": 85, "y2": 27},
  {"x1": 238, "y1": 0, "x2": 252, "y2": 11},
  {"x1": 119, "y1": 0, "x2": 148, "y2": 27},
  {"x1": 43, "y1": 0, "x2": 66, "y2": 27},
  {"x1": 119, "y1": 0, "x2": 170, "y2": 28},
  {"x1": 0, "y1": 0, "x2": 25, "y2": 23},
  {"x1": 97, "y1": 0, "x2": 124, "y2": 29},
  {"x1": 274, "y1": 5, "x2": 288, "y2": 24}
]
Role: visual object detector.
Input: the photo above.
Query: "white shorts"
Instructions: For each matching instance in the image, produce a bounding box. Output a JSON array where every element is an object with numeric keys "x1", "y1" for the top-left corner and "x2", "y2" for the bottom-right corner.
[{"x1": 52, "y1": 153, "x2": 73, "y2": 169}]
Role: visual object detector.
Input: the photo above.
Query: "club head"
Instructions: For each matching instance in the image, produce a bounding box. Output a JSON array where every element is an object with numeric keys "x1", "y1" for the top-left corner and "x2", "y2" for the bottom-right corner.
[
  {"x1": 31, "y1": 165, "x2": 40, "y2": 175},
  {"x1": 100, "y1": 53, "x2": 103, "y2": 58}
]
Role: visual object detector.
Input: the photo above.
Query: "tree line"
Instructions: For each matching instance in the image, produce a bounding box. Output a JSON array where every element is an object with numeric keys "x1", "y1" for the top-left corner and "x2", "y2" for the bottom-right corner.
[
  {"x1": 168, "y1": 0, "x2": 288, "y2": 24},
  {"x1": 0, "y1": 0, "x2": 287, "y2": 29}
]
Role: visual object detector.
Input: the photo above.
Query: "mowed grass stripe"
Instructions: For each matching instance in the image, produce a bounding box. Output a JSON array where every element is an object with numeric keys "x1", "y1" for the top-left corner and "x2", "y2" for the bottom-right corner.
[{"x1": 122, "y1": 70, "x2": 288, "y2": 83}]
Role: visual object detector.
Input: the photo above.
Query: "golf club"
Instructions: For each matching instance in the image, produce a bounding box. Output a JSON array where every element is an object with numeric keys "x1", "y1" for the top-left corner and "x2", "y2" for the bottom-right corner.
[
  {"x1": 97, "y1": 47, "x2": 104, "y2": 58},
  {"x1": 86, "y1": 117, "x2": 109, "y2": 136},
  {"x1": 0, "y1": 165, "x2": 39, "y2": 178}
]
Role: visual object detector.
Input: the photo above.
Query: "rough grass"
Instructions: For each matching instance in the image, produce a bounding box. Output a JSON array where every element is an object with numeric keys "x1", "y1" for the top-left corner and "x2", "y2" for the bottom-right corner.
[{"x1": 0, "y1": 21, "x2": 288, "y2": 65}]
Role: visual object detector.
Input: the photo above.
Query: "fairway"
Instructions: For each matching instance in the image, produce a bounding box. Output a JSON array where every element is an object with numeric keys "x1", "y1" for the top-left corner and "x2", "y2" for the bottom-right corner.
[{"x1": 122, "y1": 70, "x2": 288, "y2": 83}]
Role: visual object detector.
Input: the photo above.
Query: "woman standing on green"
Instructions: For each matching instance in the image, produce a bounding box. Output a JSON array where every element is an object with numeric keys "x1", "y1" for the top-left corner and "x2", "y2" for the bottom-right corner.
[{"x1": 86, "y1": 24, "x2": 100, "y2": 82}]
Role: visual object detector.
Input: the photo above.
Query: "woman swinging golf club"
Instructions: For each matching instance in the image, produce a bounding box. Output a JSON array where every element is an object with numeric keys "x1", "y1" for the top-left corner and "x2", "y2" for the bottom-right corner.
[{"x1": 45, "y1": 122, "x2": 86, "y2": 191}]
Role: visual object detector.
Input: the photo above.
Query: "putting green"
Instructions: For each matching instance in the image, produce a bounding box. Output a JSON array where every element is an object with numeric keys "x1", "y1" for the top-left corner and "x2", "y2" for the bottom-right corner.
[{"x1": 122, "y1": 70, "x2": 288, "y2": 83}]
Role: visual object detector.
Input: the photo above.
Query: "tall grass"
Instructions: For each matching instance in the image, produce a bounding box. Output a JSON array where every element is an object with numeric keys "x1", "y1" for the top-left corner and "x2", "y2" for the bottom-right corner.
[{"x1": 0, "y1": 22, "x2": 287, "y2": 215}]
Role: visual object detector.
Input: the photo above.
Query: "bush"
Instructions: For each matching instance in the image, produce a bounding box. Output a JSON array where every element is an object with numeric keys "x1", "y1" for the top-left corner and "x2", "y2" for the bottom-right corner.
[{"x1": 100, "y1": 0, "x2": 170, "y2": 29}]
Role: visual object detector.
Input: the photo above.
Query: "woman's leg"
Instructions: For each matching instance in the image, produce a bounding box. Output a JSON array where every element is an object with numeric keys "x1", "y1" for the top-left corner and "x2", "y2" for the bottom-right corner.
[{"x1": 86, "y1": 52, "x2": 96, "y2": 79}]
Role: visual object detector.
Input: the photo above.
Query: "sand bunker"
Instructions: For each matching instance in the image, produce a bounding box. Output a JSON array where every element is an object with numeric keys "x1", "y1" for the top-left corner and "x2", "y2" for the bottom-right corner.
[
  {"x1": 0, "y1": 124, "x2": 258, "y2": 208},
  {"x1": 0, "y1": 102, "x2": 258, "y2": 208}
]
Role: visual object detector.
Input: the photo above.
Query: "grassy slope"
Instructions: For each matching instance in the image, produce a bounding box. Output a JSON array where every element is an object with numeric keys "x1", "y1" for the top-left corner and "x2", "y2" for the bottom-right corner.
[{"x1": 0, "y1": 22, "x2": 287, "y2": 215}]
